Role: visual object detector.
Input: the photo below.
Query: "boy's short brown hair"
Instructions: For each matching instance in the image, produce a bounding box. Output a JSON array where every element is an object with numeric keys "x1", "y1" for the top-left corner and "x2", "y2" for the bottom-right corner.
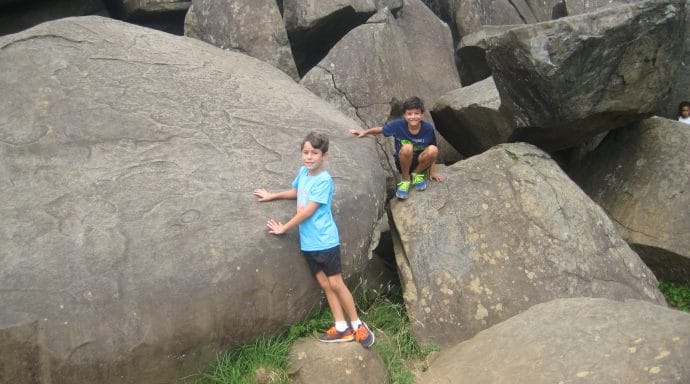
[
  {"x1": 402, "y1": 96, "x2": 425, "y2": 113},
  {"x1": 302, "y1": 132, "x2": 329, "y2": 153}
]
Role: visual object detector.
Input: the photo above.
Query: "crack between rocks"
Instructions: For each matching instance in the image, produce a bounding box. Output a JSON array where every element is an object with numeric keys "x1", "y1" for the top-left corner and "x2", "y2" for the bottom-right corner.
[{"x1": 607, "y1": 213, "x2": 665, "y2": 240}]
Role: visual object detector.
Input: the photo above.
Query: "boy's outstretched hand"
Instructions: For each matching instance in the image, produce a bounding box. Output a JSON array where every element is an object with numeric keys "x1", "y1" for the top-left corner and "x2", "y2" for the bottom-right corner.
[
  {"x1": 266, "y1": 219, "x2": 287, "y2": 235},
  {"x1": 349, "y1": 128, "x2": 367, "y2": 138},
  {"x1": 253, "y1": 188, "x2": 274, "y2": 202}
]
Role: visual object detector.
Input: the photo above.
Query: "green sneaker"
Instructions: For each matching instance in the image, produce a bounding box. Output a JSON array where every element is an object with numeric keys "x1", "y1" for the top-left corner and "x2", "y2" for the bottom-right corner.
[
  {"x1": 396, "y1": 180, "x2": 410, "y2": 199},
  {"x1": 412, "y1": 173, "x2": 427, "y2": 191}
]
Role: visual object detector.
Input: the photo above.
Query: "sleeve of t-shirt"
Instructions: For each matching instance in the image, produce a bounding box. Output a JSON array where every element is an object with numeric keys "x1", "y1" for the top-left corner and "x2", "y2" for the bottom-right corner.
[
  {"x1": 381, "y1": 120, "x2": 397, "y2": 137},
  {"x1": 309, "y1": 177, "x2": 331, "y2": 205}
]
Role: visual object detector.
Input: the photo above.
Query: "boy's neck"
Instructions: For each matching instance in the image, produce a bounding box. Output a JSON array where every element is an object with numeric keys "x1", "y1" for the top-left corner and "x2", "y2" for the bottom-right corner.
[
  {"x1": 308, "y1": 167, "x2": 324, "y2": 176},
  {"x1": 407, "y1": 122, "x2": 421, "y2": 133}
]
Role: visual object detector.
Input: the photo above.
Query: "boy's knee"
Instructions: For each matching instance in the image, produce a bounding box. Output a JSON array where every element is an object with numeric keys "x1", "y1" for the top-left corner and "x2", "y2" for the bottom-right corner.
[
  {"x1": 328, "y1": 276, "x2": 350, "y2": 293},
  {"x1": 423, "y1": 145, "x2": 439, "y2": 159},
  {"x1": 399, "y1": 144, "x2": 414, "y2": 157}
]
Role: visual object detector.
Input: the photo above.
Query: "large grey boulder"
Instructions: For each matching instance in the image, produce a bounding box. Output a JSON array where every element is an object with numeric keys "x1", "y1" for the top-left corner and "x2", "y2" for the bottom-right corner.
[
  {"x1": 486, "y1": 0, "x2": 687, "y2": 151},
  {"x1": 184, "y1": 0, "x2": 299, "y2": 81},
  {"x1": 570, "y1": 117, "x2": 690, "y2": 283},
  {"x1": 418, "y1": 297, "x2": 690, "y2": 384},
  {"x1": 0, "y1": 16, "x2": 385, "y2": 383},
  {"x1": 390, "y1": 142, "x2": 665, "y2": 348},
  {"x1": 431, "y1": 77, "x2": 512, "y2": 157}
]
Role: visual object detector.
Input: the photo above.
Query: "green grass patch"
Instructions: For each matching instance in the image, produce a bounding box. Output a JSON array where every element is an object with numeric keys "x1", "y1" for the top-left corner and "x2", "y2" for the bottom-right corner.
[
  {"x1": 659, "y1": 280, "x2": 690, "y2": 312},
  {"x1": 193, "y1": 281, "x2": 436, "y2": 384}
]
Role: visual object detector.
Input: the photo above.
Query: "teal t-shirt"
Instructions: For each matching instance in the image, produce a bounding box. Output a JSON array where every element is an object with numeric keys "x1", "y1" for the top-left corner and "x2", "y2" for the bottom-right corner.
[{"x1": 291, "y1": 166, "x2": 340, "y2": 251}]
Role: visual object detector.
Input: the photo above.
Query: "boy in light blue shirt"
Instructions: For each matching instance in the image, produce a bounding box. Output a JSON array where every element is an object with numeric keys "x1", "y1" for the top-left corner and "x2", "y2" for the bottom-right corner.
[{"x1": 253, "y1": 132, "x2": 374, "y2": 347}]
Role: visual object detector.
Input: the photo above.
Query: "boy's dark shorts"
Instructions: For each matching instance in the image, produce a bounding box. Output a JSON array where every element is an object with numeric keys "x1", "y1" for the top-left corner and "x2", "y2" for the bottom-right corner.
[
  {"x1": 302, "y1": 245, "x2": 342, "y2": 277},
  {"x1": 395, "y1": 153, "x2": 420, "y2": 174}
]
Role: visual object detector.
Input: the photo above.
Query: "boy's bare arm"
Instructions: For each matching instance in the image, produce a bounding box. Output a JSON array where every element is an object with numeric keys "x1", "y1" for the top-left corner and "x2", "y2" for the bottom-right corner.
[
  {"x1": 349, "y1": 127, "x2": 382, "y2": 137},
  {"x1": 266, "y1": 200, "x2": 319, "y2": 235},
  {"x1": 253, "y1": 188, "x2": 297, "y2": 202}
]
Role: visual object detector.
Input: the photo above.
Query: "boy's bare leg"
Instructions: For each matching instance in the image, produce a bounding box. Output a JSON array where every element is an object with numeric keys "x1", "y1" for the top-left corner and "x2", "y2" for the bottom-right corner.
[
  {"x1": 327, "y1": 273, "x2": 359, "y2": 322},
  {"x1": 315, "y1": 271, "x2": 346, "y2": 322},
  {"x1": 414, "y1": 145, "x2": 439, "y2": 174},
  {"x1": 398, "y1": 143, "x2": 414, "y2": 181}
]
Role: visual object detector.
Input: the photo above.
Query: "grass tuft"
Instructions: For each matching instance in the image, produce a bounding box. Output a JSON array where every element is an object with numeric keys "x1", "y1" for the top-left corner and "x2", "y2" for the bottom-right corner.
[{"x1": 200, "y1": 336, "x2": 290, "y2": 384}]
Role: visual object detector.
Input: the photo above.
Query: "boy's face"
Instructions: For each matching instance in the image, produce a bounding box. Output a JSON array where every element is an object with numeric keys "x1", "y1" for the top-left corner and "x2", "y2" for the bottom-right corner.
[
  {"x1": 403, "y1": 108, "x2": 423, "y2": 130},
  {"x1": 301, "y1": 141, "x2": 325, "y2": 175},
  {"x1": 682, "y1": 106, "x2": 690, "y2": 118}
]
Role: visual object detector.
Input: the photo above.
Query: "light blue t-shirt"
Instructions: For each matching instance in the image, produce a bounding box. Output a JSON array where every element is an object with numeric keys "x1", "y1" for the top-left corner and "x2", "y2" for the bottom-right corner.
[{"x1": 291, "y1": 166, "x2": 340, "y2": 251}]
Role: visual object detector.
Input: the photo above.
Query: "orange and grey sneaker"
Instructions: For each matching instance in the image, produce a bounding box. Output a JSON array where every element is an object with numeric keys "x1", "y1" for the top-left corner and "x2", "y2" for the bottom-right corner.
[
  {"x1": 318, "y1": 326, "x2": 355, "y2": 343},
  {"x1": 355, "y1": 322, "x2": 375, "y2": 348}
]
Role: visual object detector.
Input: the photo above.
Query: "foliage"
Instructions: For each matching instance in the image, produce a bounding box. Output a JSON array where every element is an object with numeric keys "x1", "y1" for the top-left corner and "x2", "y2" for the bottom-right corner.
[{"x1": 659, "y1": 280, "x2": 690, "y2": 312}]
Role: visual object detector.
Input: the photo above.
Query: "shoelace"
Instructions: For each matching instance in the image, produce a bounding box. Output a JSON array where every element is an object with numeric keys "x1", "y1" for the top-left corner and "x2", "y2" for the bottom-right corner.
[
  {"x1": 325, "y1": 327, "x2": 338, "y2": 336},
  {"x1": 413, "y1": 174, "x2": 425, "y2": 184},
  {"x1": 397, "y1": 181, "x2": 410, "y2": 189}
]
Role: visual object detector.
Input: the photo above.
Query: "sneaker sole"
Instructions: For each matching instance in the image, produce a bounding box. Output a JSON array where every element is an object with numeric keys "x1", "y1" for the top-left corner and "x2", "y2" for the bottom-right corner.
[{"x1": 318, "y1": 336, "x2": 355, "y2": 343}]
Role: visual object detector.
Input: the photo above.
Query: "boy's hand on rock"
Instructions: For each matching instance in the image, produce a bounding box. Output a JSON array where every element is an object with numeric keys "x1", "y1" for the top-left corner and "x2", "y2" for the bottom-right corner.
[
  {"x1": 253, "y1": 189, "x2": 272, "y2": 202},
  {"x1": 430, "y1": 172, "x2": 445, "y2": 182},
  {"x1": 267, "y1": 219, "x2": 287, "y2": 235},
  {"x1": 349, "y1": 129, "x2": 366, "y2": 138}
]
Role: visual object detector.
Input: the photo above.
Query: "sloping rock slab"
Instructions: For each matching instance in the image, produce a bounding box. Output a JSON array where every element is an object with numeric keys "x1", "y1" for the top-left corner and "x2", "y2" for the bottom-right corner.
[
  {"x1": 398, "y1": 0, "x2": 460, "y2": 98},
  {"x1": 283, "y1": 0, "x2": 377, "y2": 75},
  {"x1": 390, "y1": 142, "x2": 664, "y2": 348},
  {"x1": 0, "y1": 16, "x2": 385, "y2": 384},
  {"x1": 418, "y1": 297, "x2": 690, "y2": 384},
  {"x1": 300, "y1": 7, "x2": 431, "y2": 128},
  {"x1": 486, "y1": 0, "x2": 686, "y2": 151},
  {"x1": 570, "y1": 117, "x2": 690, "y2": 283}
]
